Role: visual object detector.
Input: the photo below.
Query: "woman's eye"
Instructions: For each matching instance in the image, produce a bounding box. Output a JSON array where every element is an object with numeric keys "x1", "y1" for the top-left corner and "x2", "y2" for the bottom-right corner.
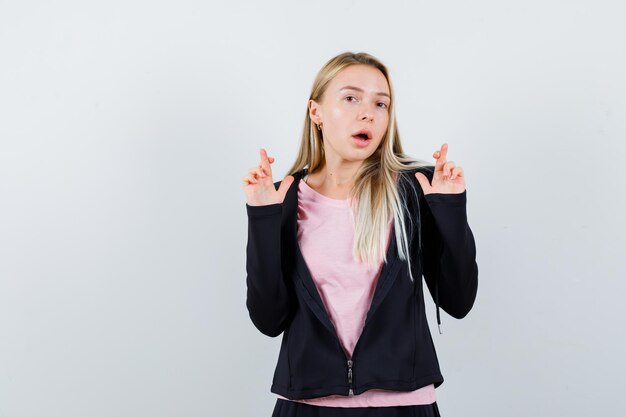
[
  {"x1": 346, "y1": 96, "x2": 357, "y2": 102},
  {"x1": 378, "y1": 103, "x2": 388, "y2": 109}
]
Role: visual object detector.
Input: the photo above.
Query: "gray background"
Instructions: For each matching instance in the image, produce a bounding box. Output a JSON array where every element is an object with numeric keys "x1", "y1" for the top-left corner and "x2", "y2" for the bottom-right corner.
[{"x1": 1, "y1": 0, "x2": 625, "y2": 416}]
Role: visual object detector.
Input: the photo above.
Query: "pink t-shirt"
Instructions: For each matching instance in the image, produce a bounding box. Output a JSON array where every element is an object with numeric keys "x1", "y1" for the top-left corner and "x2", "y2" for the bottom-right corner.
[{"x1": 276, "y1": 176, "x2": 436, "y2": 407}]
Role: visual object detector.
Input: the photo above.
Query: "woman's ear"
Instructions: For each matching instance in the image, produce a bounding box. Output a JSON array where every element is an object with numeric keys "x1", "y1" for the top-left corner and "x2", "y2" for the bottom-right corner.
[{"x1": 308, "y1": 99, "x2": 322, "y2": 125}]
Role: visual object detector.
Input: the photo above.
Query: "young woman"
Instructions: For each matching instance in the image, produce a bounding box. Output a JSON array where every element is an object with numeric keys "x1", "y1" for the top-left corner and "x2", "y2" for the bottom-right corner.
[{"x1": 242, "y1": 52, "x2": 478, "y2": 417}]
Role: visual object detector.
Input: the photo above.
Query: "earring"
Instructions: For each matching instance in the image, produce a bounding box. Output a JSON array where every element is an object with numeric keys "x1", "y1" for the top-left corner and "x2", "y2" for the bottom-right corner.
[{"x1": 317, "y1": 122, "x2": 323, "y2": 131}]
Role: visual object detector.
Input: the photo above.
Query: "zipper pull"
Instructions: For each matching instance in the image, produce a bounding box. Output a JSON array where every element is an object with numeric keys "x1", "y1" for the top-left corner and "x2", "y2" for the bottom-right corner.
[{"x1": 347, "y1": 359, "x2": 354, "y2": 396}]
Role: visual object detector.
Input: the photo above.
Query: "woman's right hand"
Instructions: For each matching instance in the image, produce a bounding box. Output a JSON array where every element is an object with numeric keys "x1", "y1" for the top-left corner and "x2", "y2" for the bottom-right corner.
[{"x1": 242, "y1": 148, "x2": 295, "y2": 206}]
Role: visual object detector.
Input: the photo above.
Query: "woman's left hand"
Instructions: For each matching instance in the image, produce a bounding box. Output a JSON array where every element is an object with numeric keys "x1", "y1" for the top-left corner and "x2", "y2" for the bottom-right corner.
[{"x1": 415, "y1": 143, "x2": 466, "y2": 195}]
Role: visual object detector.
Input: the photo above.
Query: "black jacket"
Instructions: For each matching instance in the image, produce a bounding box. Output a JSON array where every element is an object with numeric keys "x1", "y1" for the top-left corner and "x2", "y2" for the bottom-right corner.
[{"x1": 244, "y1": 166, "x2": 478, "y2": 400}]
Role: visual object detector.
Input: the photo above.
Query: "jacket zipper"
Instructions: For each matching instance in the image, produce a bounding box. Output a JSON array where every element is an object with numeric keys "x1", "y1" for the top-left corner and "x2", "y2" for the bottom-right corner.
[
  {"x1": 296, "y1": 276, "x2": 358, "y2": 396},
  {"x1": 347, "y1": 359, "x2": 354, "y2": 396}
]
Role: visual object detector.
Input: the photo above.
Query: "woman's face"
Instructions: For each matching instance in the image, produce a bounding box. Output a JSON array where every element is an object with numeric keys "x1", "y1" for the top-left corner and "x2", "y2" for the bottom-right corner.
[{"x1": 309, "y1": 64, "x2": 391, "y2": 164}]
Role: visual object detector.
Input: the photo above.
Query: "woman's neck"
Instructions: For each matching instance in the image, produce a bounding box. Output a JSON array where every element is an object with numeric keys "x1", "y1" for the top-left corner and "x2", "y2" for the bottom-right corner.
[{"x1": 304, "y1": 167, "x2": 357, "y2": 200}]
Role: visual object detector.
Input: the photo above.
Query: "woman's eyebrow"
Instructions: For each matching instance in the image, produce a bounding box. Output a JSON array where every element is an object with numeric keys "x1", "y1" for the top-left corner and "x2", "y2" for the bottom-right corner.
[{"x1": 338, "y1": 86, "x2": 390, "y2": 98}]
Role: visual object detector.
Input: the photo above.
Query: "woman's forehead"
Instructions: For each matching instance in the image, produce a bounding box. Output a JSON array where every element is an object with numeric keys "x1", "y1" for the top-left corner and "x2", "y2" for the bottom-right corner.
[{"x1": 329, "y1": 65, "x2": 390, "y2": 95}]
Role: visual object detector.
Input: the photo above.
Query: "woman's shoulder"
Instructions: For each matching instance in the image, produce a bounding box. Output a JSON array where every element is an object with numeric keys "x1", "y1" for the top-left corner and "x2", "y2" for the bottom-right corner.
[
  {"x1": 272, "y1": 168, "x2": 307, "y2": 188},
  {"x1": 397, "y1": 165, "x2": 435, "y2": 189},
  {"x1": 395, "y1": 165, "x2": 436, "y2": 207},
  {"x1": 399, "y1": 165, "x2": 435, "y2": 178}
]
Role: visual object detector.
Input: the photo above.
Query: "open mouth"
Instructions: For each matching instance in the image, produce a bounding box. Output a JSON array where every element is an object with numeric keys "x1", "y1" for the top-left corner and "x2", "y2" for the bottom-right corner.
[
  {"x1": 351, "y1": 130, "x2": 373, "y2": 147},
  {"x1": 352, "y1": 129, "x2": 372, "y2": 141}
]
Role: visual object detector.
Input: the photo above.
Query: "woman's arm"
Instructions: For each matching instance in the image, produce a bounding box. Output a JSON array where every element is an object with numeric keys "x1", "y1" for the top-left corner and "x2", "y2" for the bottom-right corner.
[
  {"x1": 411, "y1": 145, "x2": 478, "y2": 324},
  {"x1": 245, "y1": 200, "x2": 294, "y2": 337},
  {"x1": 242, "y1": 149, "x2": 296, "y2": 337},
  {"x1": 420, "y1": 186, "x2": 479, "y2": 320}
]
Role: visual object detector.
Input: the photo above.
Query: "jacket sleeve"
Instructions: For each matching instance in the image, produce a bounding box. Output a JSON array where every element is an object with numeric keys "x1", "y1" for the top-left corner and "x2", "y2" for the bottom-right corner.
[
  {"x1": 417, "y1": 168, "x2": 479, "y2": 322},
  {"x1": 245, "y1": 198, "x2": 293, "y2": 338}
]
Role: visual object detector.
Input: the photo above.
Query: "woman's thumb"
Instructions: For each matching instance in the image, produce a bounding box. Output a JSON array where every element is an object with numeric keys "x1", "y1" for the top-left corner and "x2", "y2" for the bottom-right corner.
[
  {"x1": 414, "y1": 172, "x2": 431, "y2": 194},
  {"x1": 276, "y1": 175, "x2": 295, "y2": 202}
]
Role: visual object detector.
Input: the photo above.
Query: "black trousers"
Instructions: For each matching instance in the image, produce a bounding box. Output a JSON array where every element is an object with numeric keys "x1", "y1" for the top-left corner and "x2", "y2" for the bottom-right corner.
[{"x1": 271, "y1": 398, "x2": 442, "y2": 417}]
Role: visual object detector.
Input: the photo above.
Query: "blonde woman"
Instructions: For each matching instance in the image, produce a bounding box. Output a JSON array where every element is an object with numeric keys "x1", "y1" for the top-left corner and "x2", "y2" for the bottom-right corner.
[{"x1": 242, "y1": 52, "x2": 478, "y2": 417}]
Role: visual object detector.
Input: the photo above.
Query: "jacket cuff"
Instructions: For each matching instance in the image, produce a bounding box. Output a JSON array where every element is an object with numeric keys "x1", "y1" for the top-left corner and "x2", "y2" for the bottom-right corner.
[
  {"x1": 246, "y1": 203, "x2": 282, "y2": 218},
  {"x1": 423, "y1": 190, "x2": 467, "y2": 206}
]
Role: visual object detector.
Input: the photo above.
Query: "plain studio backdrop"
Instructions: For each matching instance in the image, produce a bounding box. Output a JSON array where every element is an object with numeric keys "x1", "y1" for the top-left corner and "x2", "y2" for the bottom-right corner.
[{"x1": 1, "y1": 1, "x2": 625, "y2": 416}]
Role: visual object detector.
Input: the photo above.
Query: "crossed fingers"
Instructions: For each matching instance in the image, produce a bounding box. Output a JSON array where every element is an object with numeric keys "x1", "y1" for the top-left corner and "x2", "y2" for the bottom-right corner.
[
  {"x1": 242, "y1": 148, "x2": 275, "y2": 185},
  {"x1": 434, "y1": 143, "x2": 463, "y2": 180}
]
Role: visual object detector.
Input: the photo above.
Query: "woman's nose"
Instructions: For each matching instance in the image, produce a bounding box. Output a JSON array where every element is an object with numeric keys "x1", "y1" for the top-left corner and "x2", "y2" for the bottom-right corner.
[{"x1": 359, "y1": 107, "x2": 374, "y2": 122}]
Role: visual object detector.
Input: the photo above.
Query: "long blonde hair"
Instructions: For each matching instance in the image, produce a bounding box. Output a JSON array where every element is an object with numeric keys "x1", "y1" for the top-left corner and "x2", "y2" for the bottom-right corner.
[{"x1": 286, "y1": 52, "x2": 432, "y2": 282}]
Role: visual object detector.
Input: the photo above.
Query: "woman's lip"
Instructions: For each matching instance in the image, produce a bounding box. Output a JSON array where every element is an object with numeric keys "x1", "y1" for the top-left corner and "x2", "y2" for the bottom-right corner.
[{"x1": 351, "y1": 136, "x2": 371, "y2": 147}]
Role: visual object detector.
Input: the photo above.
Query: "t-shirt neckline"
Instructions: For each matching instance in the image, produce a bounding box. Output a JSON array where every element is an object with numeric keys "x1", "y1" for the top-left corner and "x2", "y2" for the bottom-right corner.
[{"x1": 300, "y1": 175, "x2": 351, "y2": 208}]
